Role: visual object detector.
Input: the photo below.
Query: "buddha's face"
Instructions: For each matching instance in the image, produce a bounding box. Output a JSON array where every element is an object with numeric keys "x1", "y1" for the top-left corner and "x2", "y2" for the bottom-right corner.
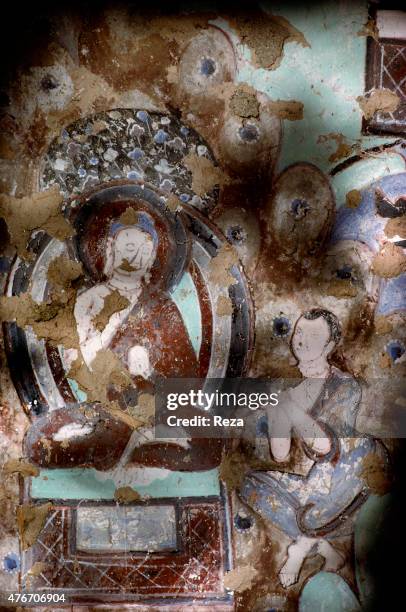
[
  {"x1": 291, "y1": 316, "x2": 332, "y2": 364},
  {"x1": 112, "y1": 227, "x2": 155, "y2": 275}
]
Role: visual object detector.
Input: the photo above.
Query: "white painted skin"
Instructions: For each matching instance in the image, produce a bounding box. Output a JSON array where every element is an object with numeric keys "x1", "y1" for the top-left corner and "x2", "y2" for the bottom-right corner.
[
  {"x1": 291, "y1": 316, "x2": 335, "y2": 372},
  {"x1": 279, "y1": 536, "x2": 344, "y2": 587},
  {"x1": 104, "y1": 227, "x2": 155, "y2": 282},
  {"x1": 264, "y1": 313, "x2": 346, "y2": 586},
  {"x1": 52, "y1": 422, "x2": 94, "y2": 441},
  {"x1": 74, "y1": 226, "x2": 156, "y2": 375},
  {"x1": 70, "y1": 225, "x2": 189, "y2": 466},
  {"x1": 267, "y1": 315, "x2": 334, "y2": 462}
]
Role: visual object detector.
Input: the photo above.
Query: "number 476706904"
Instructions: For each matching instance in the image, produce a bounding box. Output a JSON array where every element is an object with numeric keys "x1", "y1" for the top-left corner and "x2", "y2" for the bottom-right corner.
[{"x1": 7, "y1": 592, "x2": 66, "y2": 604}]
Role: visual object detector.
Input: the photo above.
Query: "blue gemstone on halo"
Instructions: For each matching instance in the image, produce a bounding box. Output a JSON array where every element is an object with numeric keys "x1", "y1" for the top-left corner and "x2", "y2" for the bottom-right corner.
[
  {"x1": 127, "y1": 170, "x2": 142, "y2": 180},
  {"x1": 128, "y1": 148, "x2": 144, "y2": 160},
  {"x1": 154, "y1": 130, "x2": 169, "y2": 144},
  {"x1": 136, "y1": 110, "x2": 150, "y2": 123}
]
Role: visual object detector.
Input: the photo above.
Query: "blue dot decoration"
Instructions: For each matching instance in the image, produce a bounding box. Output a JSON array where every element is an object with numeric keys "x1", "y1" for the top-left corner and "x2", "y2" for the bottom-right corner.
[
  {"x1": 291, "y1": 198, "x2": 310, "y2": 218},
  {"x1": 386, "y1": 340, "x2": 405, "y2": 363},
  {"x1": 234, "y1": 513, "x2": 254, "y2": 532},
  {"x1": 335, "y1": 264, "x2": 353, "y2": 280},
  {"x1": 239, "y1": 125, "x2": 259, "y2": 142},
  {"x1": 200, "y1": 57, "x2": 216, "y2": 76},
  {"x1": 272, "y1": 316, "x2": 291, "y2": 337},
  {"x1": 3, "y1": 553, "x2": 20, "y2": 573},
  {"x1": 226, "y1": 225, "x2": 246, "y2": 245}
]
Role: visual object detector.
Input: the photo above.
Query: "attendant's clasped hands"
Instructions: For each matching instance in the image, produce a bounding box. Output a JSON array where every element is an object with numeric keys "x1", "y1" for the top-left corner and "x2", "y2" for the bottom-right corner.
[{"x1": 266, "y1": 384, "x2": 331, "y2": 463}]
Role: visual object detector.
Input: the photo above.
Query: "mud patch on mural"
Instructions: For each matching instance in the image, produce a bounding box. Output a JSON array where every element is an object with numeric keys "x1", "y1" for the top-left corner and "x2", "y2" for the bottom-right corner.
[{"x1": 0, "y1": 2, "x2": 404, "y2": 610}]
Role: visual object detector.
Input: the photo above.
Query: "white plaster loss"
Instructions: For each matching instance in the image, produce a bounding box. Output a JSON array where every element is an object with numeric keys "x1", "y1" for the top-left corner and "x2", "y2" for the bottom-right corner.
[{"x1": 127, "y1": 345, "x2": 152, "y2": 378}]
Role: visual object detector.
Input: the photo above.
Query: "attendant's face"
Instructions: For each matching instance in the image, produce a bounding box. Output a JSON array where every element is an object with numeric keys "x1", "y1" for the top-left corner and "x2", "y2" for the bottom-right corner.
[
  {"x1": 291, "y1": 316, "x2": 332, "y2": 363},
  {"x1": 112, "y1": 227, "x2": 155, "y2": 274}
]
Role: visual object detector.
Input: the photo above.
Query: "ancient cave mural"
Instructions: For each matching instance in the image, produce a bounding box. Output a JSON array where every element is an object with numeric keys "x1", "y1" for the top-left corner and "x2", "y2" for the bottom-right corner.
[{"x1": 0, "y1": 2, "x2": 405, "y2": 611}]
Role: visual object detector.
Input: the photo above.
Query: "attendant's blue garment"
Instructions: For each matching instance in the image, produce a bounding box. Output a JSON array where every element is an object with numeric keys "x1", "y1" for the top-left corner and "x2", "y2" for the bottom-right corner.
[{"x1": 240, "y1": 369, "x2": 387, "y2": 539}]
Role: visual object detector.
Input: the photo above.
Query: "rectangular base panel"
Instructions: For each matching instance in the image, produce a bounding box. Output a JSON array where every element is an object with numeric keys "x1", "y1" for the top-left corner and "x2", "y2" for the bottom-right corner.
[{"x1": 21, "y1": 497, "x2": 233, "y2": 608}]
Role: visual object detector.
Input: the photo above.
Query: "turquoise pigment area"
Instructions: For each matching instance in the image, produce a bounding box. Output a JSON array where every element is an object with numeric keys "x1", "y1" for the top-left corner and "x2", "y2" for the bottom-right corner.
[
  {"x1": 231, "y1": 0, "x2": 398, "y2": 173},
  {"x1": 31, "y1": 467, "x2": 220, "y2": 500},
  {"x1": 67, "y1": 270, "x2": 202, "y2": 402},
  {"x1": 170, "y1": 271, "x2": 202, "y2": 358}
]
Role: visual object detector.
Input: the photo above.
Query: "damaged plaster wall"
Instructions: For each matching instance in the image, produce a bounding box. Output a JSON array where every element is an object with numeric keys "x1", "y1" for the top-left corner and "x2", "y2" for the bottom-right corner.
[
  {"x1": 0, "y1": 1, "x2": 404, "y2": 610},
  {"x1": 236, "y1": 0, "x2": 399, "y2": 172}
]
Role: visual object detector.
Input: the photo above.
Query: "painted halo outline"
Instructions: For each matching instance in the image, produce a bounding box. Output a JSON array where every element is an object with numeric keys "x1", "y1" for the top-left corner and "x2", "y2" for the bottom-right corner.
[{"x1": 3, "y1": 179, "x2": 254, "y2": 418}]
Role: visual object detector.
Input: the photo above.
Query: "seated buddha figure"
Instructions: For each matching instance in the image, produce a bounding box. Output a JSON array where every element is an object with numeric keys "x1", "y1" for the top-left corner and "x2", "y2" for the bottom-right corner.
[
  {"x1": 25, "y1": 203, "x2": 222, "y2": 472},
  {"x1": 75, "y1": 213, "x2": 208, "y2": 383}
]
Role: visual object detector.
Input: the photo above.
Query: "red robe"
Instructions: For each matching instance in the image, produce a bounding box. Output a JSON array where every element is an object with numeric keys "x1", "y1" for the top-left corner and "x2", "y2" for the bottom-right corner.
[{"x1": 27, "y1": 262, "x2": 224, "y2": 471}]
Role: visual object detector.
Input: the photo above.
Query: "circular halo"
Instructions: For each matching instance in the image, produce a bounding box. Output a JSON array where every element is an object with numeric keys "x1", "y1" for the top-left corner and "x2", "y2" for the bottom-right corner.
[{"x1": 67, "y1": 180, "x2": 189, "y2": 292}]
